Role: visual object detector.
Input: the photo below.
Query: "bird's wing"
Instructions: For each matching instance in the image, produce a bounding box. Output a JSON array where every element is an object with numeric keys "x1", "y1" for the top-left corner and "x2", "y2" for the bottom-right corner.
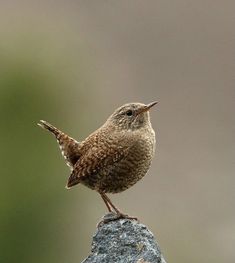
[{"x1": 66, "y1": 132, "x2": 131, "y2": 188}]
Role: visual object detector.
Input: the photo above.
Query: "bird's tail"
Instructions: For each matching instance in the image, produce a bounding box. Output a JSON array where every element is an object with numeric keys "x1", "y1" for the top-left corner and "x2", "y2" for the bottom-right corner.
[
  {"x1": 38, "y1": 120, "x2": 81, "y2": 168},
  {"x1": 38, "y1": 120, "x2": 60, "y2": 138}
]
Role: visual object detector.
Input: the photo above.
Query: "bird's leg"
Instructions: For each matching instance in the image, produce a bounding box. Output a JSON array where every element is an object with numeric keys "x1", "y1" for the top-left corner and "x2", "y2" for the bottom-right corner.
[
  {"x1": 100, "y1": 193, "x2": 112, "y2": 212},
  {"x1": 100, "y1": 192, "x2": 138, "y2": 221},
  {"x1": 100, "y1": 193, "x2": 122, "y2": 214}
]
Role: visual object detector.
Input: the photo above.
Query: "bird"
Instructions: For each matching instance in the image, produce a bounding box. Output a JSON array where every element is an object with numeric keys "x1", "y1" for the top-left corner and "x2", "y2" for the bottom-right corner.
[{"x1": 38, "y1": 101, "x2": 157, "y2": 220}]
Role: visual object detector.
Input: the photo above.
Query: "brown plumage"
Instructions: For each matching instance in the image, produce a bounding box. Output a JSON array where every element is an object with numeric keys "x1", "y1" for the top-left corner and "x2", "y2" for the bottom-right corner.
[{"x1": 38, "y1": 102, "x2": 157, "y2": 219}]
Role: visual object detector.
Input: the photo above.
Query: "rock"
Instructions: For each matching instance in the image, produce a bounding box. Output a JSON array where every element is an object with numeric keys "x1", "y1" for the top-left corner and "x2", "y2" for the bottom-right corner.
[{"x1": 82, "y1": 213, "x2": 167, "y2": 263}]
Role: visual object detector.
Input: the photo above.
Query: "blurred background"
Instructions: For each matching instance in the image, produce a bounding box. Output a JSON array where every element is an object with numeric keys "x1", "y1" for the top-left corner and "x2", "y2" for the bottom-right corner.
[{"x1": 0, "y1": 1, "x2": 234, "y2": 262}]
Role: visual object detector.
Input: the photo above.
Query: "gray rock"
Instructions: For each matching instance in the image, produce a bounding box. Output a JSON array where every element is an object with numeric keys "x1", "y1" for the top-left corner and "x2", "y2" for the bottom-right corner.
[{"x1": 82, "y1": 213, "x2": 167, "y2": 263}]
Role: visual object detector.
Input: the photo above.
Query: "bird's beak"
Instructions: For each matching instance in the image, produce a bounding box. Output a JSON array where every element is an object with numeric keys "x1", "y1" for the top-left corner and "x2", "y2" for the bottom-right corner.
[{"x1": 136, "y1": 101, "x2": 158, "y2": 115}]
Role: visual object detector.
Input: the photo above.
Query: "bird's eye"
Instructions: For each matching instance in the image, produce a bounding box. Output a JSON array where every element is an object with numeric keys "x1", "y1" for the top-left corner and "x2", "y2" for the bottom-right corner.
[{"x1": 126, "y1": 110, "x2": 133, "y2": 116}]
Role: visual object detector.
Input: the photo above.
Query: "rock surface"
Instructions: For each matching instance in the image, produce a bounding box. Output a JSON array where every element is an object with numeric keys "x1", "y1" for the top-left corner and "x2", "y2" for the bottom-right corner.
[{"x1": 82, "y1": 213, "x2": 167, "y2": 263}]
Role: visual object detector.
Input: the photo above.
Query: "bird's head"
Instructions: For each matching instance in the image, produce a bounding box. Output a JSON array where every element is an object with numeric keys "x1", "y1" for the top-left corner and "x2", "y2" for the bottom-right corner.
[{"x1": 106, "y1": 101, "x2": 158, "y2": 131}]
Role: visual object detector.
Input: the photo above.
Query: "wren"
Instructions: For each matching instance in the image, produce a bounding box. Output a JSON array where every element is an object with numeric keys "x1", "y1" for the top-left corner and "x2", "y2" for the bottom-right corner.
[{"x1": 38, "y1": 102, "x2": 157, "y2": 219}]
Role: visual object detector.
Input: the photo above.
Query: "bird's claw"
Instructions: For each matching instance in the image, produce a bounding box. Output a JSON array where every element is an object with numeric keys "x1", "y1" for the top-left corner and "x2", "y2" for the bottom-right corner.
[{"x1": 97, "y1": 212, "x2": 138, "y2": 228}]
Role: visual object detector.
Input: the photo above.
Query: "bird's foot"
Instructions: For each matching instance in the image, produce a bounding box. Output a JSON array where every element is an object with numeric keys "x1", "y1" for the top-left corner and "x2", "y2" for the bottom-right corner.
[
  {"x1": 97, "y1": 212, "x2": 138, "y2": 227},
  {"x1": 115, "y1": 212, "x2": 138, "y2": 221}
]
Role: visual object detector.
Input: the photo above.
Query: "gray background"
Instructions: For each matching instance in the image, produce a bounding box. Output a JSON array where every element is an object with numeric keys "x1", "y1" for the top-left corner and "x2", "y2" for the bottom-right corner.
[{"x1": 0, "y1": 1, "x2": 234, "y2": 263}]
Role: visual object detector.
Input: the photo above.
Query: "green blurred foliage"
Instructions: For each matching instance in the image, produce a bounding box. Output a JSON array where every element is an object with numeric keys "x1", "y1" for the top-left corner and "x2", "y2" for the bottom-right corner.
[{"x1": 0, "y1": 40, "x2": 91, "y2": 263}]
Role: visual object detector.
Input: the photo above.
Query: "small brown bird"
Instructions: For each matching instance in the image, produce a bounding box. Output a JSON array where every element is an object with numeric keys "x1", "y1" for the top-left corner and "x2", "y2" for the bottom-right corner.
[{"x1": 38, "y1": 102, "x2": 157, "y2": 219}]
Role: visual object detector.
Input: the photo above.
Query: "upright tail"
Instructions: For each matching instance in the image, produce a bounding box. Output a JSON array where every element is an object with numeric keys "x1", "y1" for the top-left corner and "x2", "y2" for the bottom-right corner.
[
  {"x1": 38, "y1": 120, "x2": 81, "y2": 168},
  {"x1": 38, "y1": 120, "x2": 61, "y2": 138}
]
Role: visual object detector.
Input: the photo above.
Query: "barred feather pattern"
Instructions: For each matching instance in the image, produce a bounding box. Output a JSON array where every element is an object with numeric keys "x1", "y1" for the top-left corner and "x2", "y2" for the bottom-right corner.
[
  {"x1": 38, "y1": 120, "x2": 81, "y2": 169},
  {"x1": 67, "y1": 125, "x2": 155, "y2": 193}
]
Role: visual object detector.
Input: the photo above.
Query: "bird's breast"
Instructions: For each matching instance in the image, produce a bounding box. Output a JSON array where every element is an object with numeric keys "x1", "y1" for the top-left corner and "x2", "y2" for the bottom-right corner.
[
  {"x1": 91, "y1": 128, "x2": 156, "y2": 193},
  {"x1": 81, "y1": 129, "x2": 155, "y2": 193}
]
